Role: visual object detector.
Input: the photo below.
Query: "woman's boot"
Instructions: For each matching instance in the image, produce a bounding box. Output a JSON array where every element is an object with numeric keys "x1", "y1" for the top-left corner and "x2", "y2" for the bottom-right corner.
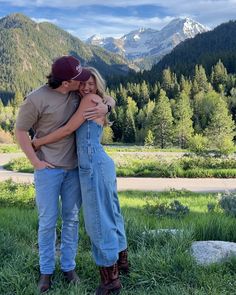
[
  {"x1": 118, "y1": 249, "x2": 130, "y2": 274},
  {"x1": 95, "y1": 263, "x2": 121, "y2": 295}
]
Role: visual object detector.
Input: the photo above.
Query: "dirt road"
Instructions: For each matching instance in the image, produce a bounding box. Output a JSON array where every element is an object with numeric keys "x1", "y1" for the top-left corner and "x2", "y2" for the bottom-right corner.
[{"x1": 0, "y1": 153, "x2": 235, "y2": 192}]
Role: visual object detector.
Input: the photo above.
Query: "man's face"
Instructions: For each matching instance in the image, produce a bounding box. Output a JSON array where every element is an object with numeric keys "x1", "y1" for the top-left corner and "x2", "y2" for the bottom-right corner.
[{"x1": 67, "y1": 80, "x2": 80, "y2": 91}]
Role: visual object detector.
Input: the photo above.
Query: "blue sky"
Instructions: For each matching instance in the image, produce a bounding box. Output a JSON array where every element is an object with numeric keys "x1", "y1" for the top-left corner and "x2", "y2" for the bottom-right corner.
[{"x1": 0, "y1": 0, "x2": 235, "y2": 40}]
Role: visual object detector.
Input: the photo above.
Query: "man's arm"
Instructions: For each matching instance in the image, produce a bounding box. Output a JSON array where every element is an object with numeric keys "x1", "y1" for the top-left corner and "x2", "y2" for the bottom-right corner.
[
  {"x1": 83, "y1": 95, "x2": 115, "y2": 120},
  {"x1": 15, "y1": 129, "x2": 54, "y2": 169},
  {"x1": 32, "y1": 94, "x2": 102, "y2": 149}
]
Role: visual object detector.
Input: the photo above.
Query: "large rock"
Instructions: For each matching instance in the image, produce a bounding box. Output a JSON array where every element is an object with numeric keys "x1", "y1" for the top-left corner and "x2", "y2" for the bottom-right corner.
[{"x1": 191, "y1": 241, "x2": 236, "y2": 265}]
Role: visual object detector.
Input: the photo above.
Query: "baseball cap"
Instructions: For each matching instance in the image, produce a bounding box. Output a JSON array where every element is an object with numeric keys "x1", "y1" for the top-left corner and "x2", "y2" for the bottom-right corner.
[{"x1": 51, "y1": 55, "x2": 91, "y2": 82}]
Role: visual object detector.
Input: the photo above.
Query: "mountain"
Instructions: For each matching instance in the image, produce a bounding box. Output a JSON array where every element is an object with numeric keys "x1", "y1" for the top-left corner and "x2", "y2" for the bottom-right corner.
[
  {"x1": 140, "y1": 20, "x2": 236, "y2": 84},
  {"x1": 86, "y1": 18, "x2": 208, "y2": 69},
  {"x1": 0, "y1": 13, "x2": 135, "y2": 102}
]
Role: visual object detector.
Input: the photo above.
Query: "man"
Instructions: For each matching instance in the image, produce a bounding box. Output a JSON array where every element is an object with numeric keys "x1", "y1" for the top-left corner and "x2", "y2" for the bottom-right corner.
[{"x1": 15, "y1": 55, "x2": 114, "y2": 293}]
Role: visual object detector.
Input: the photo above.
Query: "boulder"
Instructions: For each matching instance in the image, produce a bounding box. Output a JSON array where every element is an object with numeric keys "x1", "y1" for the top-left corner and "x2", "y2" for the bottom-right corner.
[{"x1": 191, "y1": 240, "x2": 236, "y2": 265}]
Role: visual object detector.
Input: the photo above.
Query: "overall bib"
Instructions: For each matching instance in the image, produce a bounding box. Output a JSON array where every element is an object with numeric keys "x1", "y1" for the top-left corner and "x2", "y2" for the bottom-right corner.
[{"x1": 76, "y1": 120, "x2": 127, "y2": 266}]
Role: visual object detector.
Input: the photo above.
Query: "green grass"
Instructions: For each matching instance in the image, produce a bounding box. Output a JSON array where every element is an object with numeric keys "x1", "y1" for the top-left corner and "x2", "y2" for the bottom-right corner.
[
  {"x1": 0, "y1": 144, "x2": 20, "y2": 153},
  {"x1": 104, "y1": 145, "x2": 186, "y2": 153},
  {"x1": 5, "y1": 153, "x2": 236, "y2": 178},
  {"x1": 1, "y1": 181, "x2": 236, "y2": 294},
  {"x1": 4, "y1": 157, "x2": 33, "y2": 173}
]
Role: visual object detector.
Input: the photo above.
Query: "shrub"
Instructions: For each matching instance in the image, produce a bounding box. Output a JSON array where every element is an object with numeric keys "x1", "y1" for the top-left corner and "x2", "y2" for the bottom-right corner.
[
  {"x1": 4, "y1": 157, "x2": 33, "y2": 173},
  {"x1": 0, "y1": 144, "x2": 20, "y2": 153},
  {"x1": 0, "y1": 180, "x2": 35, "y2": 208},
  {"x1": 145, "y1": 200, "x2": 190, "y2": 218},
  {"x1": 0, "y1": 128, "x2": 14, "y2": 144},
  {"x1": 188, "y1": 134, "x2": 208, "y2": 155},
  {"x1": 219, "y1": 192, "x2": 236, "y2": 217},
  {"x1": 207, "y1": 202, "x2": 216, "y2": 212}
]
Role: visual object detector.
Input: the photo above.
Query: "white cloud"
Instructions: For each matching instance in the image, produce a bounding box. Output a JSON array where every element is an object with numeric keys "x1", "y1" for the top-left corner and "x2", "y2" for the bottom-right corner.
[
  {"x1": 61, "y1": 15, "x2": 175, "y2": 40},
  {"x1": 1, "y1": 0, "x2": 235, "y2": 9},
  {"x1": 1, "y1": 0, "x2": 235, "y2": 39},
  {"x1": 31, "y1": 17, "x2": 58, "y2": 24}
]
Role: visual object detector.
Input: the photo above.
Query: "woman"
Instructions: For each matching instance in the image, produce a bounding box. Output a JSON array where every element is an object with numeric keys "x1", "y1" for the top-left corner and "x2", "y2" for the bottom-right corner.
[{"x1": 33, "y1": 67, "x2": 129, "y2": 295}]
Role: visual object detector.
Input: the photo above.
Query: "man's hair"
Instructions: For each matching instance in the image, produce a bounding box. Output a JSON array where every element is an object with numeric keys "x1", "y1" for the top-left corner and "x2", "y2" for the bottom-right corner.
[{"x1": 46, "y1": 74, "x2": 64, "y2": 89}]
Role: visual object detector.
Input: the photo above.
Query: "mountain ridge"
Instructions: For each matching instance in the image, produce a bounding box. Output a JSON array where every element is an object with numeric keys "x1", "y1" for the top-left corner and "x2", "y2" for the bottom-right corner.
[
  {"x1": 86, "y1": 17, "x2": 208, "y2": 69},
  {"x1": 0, "y1": 13, "x2": 135, "y2": 101}
]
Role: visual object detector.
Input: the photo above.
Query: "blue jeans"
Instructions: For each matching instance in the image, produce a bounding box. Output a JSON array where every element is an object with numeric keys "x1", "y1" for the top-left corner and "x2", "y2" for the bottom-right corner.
[{"x1": 34, "y1": 167, "x2": 81, "y2": 274}]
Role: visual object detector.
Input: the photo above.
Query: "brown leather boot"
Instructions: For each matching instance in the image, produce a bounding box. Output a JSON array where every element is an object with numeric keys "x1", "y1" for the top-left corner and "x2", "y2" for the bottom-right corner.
[
  {"x1": 38, "y1": 274, "x2": 52, "y2": 293},
  {"x1": 63, "y1": 269, "x2": 80, "y2": 284},
  {"x1": 118, "y1": 249, "x2": 130, "y2": 274},
  {"x1": 95, "y1": 263, "x2": 122, "y2": 295}
]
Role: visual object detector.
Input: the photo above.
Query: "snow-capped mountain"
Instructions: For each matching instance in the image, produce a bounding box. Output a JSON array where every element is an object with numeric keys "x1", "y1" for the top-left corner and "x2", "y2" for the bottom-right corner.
[{"x1": 86, "y1": 18, "x2": 209, "y2": 68}]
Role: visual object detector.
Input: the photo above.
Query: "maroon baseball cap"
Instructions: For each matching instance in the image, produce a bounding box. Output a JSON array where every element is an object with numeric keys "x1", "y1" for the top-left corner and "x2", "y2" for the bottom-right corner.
[{"x1": 51, "y1": 55, "x2": 91, "y2": 82}]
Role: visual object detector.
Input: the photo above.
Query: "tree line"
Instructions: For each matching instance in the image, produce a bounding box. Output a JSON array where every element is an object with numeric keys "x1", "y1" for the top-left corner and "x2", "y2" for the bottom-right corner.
[
  {"x1": 106, "y1": 60, "x2": 236, "y2": 154},
  {"x1": 1, "y1": 60, "x2": 236, "y2": 154}
]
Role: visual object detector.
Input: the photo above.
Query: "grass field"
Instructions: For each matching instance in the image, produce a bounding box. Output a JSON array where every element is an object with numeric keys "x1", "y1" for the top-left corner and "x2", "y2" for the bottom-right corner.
[
  {"x1": 4, "y1": 153, "x2": 236, "y2": 178},
  {"x1": 1, "y1": 181, "x2": 236, "y2": 294}
]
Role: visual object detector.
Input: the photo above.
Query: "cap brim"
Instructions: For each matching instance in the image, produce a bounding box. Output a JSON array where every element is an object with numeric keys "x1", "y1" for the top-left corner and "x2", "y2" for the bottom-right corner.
[{"x1": 73, "y1": 68, "x2": 91, "y2": 81}]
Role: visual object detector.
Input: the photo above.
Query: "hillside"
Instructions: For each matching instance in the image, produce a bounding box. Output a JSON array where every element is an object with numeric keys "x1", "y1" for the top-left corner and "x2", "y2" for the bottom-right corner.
[
  {"x1": 0, "y1": 13, "x2": 134, "y2": 102},
  {"x1": 142, "y1": 20, "x2": 236, "y2": 83}
]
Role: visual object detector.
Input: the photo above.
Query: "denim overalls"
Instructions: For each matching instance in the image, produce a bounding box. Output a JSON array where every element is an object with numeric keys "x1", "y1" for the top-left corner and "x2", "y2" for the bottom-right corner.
[{"x1": 76, "y1": 120, "x2": 127, "y2": 267}]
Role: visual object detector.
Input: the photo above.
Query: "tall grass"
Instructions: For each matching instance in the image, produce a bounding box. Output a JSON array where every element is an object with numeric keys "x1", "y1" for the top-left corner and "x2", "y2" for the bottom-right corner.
[
  {"x1": 4, "y1": 154, "x2": 236, "y2": 177},
  {"x1": 1, "y1": 182, "x2": 236, "y2": 294}
]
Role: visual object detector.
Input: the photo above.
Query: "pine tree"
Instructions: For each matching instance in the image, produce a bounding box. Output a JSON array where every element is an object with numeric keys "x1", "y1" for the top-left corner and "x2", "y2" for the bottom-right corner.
[
  {"x1": 180, "y1": 75, "x2": 192, "y2": 96},
  {"x1": 151, "y1": 89, "x2": 173, "y2": 148},
  {"x1": 174, "y1": 91, "x2": 194, "y2": 148},
  {"x1": 192, "y1": 65, "x2": 211, "y2": 96},
  {"x1": 110, "y1": 107, "x2": 124, "y2": 142},
  {"x1": 123, "y1": 110, "x2": 136, "y2": 143},
  {"x1": 205, "y1": 98, "x2": 235, "y2": 155},
  {"x1": 116, "y1": 84, "x2": 127, "y2": 106},
  {"x1": 101, "y1": 126, "x2": 114, "y2": 144},
  {"x1": 136, "y1": 100, "x2": 155, "y2": 143},
  {"x1": 126, "y1": 96, "x2": 138, "y2": 117},
  {"x1": 211, "y1": 60, "x2": 228, "y2": 93},
  {"x1": 144, "y1": 130, "x2": 155, "y2": 147},
  {"x1": 161, "y1": 68, "x2": 172, "y2": 92},
  {"x1": 161, "y1": 68, "x2": 179, "y2": 99},
  {"x1": 193, "y1": 90, "x2": 224, "y2": 132},
  {"x1": 11, "y1": 90, "x2": 24, "y2": 113}
]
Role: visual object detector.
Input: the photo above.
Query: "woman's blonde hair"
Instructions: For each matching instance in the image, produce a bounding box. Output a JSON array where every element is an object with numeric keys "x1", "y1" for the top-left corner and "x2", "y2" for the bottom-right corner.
[
  {"x1": 85, "y1": 66, "x2": 107, "y2": 103},
  {"x1": 84, "y1": 66, "x2": 110, "y2": 125}
]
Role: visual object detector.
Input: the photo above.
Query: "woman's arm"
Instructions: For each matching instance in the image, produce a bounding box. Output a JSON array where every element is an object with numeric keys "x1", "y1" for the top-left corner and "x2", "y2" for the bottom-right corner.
[
  {"x1": 83, "y1": 95, "x2": 116, "y2": 120},
  {"x1": 33, "y1": 94, "x2": 102, "y2": 149},
  {"x1": 104, "y1": 95, "x2": 116, "y2": 108}
]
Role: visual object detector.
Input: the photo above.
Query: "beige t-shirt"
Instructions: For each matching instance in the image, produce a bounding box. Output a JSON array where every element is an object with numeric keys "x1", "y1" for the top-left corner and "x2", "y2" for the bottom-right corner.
[{"x1": 16, "y1": 85, "x2": 80, "y2": 169}]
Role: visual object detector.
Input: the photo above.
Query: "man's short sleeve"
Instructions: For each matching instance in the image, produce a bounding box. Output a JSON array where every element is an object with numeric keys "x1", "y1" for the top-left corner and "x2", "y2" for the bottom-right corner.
[{"x1": 15, "y1": 98, "x2": 39, "y2": 131}]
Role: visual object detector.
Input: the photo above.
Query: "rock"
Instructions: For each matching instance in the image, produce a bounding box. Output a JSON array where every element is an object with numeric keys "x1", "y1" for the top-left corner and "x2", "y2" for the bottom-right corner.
[{"x1": 191, "y1": 241, "x2": 236, "y2": 265}]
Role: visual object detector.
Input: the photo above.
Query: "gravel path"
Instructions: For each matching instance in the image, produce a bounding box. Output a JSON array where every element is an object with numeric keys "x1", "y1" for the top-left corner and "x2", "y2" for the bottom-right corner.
[{"x1": 0, "y1": 153, "x2": 235, "y2": 193}]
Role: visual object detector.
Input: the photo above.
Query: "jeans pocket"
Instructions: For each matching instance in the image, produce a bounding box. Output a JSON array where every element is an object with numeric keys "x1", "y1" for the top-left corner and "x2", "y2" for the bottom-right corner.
[
  {"x1": 35, "y1": 167, "x2": 47, "y2": 172},
  {"x1": 79, "y1": 166, "x2": 91, "y2": 173}
]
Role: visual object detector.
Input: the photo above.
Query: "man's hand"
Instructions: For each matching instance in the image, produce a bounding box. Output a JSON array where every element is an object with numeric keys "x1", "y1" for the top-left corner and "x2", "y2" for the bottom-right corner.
[
  {"x1": 83, "y1": 97, "x2": 108, "y2": 120},
  {"x1": 32, "y1": 138, "x2": 41, "y2": 151},
  {"x1": 33, "y1": 159, "x2": 55, "y2": 170}
]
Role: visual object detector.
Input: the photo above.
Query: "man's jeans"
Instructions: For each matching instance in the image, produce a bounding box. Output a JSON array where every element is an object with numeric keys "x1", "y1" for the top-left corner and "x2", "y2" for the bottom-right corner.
[{"x1": 34, "y1": 167, "x2": 81, "y2": 274}]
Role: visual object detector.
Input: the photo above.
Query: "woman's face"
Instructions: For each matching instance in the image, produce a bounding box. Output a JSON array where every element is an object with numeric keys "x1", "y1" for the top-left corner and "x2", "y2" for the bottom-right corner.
[{"x1": 79, "y1": 75, "x2": 97, "y2": 97}]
